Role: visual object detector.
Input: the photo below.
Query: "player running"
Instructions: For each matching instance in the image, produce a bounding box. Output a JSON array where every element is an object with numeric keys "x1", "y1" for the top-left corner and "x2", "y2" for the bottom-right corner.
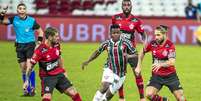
[
  {"x1": 23, "y1": 27, "x2": 82, "y2": 101},
  {"x1": 137, "y1": 25, "x2": 186, "y2": 101},
  {"x1": 112, "y1": 0, "x2": 146, "y2": 100},
  {"x1": 0, "y1": 3, "x2": 43, "y2": 96},
  {"x1": 82, "y1": 24, "x2": 137, "y2": 101}
]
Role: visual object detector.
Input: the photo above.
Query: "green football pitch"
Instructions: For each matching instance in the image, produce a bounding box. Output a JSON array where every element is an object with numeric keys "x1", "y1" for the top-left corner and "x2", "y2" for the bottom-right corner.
[{"x1": 0, "y1": 42, "x2": 200, "y2": 101}]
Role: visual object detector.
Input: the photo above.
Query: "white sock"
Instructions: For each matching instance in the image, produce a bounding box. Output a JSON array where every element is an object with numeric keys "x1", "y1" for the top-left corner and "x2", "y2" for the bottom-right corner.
[
  {"x1": 102, "y1": 93, "x2": 107, "y2": 101},
  {"x1": 93, "y1": 90, "x2": 103, "y2": 101}
]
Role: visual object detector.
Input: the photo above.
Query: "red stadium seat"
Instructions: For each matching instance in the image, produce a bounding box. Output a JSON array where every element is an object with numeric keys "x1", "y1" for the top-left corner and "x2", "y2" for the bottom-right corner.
[
  {"x1": 106, "y1": 0, "x2": 117, "y2": 5},
  {"x1": 48, "y1": 0, "x2": 59, "y2": 14},
  {"x1": 71, "y1": 0, "x2": 82, "y2": 10},
  {"x1": 82, "y1": 0, "x2": 94, "y2": 10},
  {"x1": 59, "y1": 0, "x2": 71, "y2": 14},
  {"x1": 94, "y1": 0, "x2": 104, "y2": 4},
  {"x1": 35, "y1": 0, "x2": 47, "y2": 10}
]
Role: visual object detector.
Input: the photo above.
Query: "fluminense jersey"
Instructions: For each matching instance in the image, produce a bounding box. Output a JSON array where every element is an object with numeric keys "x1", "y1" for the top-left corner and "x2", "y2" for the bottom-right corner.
[
  {"x1": 144, "y1": 39, "x2": 176, "y2": 76},
  {"x1": 112, "y1": 13, "x2": 144, "y2": 47},
  {"x1": 98, "y1": 38, "x2": 137, "y2": 77},
  {"x1": 30, "y1": 43, "x2": 65, "y2": 77}
]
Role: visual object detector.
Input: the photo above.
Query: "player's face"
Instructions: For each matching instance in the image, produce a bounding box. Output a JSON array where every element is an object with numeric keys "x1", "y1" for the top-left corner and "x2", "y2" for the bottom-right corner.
[
  {"x1": 51, "y1": 33, "x2": 60, "y2": 44},
  {"x1": 122, "y1": 1, "x2": 132, "y2": 15},
  {"x1": 111, "y1": 28, "x2": 121, "y2": 42},
  {"x1": 154, "y1": 30, "x2": 166, "y2": 44},
  {"x1": 17, "y1": 5, "x2": 26, "y2": 18}
]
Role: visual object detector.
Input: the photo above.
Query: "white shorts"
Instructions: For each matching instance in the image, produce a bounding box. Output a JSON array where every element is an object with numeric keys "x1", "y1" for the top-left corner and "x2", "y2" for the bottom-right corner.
[{"x1": 101, "y1": 68, "x2": 126, "y2": 94}]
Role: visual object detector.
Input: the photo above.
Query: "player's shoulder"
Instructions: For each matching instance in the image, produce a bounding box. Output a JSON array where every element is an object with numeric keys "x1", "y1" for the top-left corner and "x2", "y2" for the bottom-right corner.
[
  {"x1": 148, "y1": 40, "x2": 158, "y2": 47},
  {"x1": 164, "y1": 39, "x2": 174, "y2": 48},
  {"x1": 101, "y1": 39, "x2": 110, "y2": 45},
  {"x1": 112, "y1": 13, "x2": 124, "y2": 20},
  {"x1": 27, "y1": 16, "x2": 36, "y2": 21},
  {"x1": 129, "y1": 15, "x2": 142, "y2": 23},
  {"x1": 122, "y1": 38, "x2": 132, "y2": 45},
  {"x1": 35, "y1": 43, "x2": 48, "y2": 53}
]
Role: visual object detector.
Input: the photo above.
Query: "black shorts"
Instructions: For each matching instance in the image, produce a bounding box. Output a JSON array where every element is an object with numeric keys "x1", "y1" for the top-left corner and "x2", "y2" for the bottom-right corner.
[
  {"x1": 41, "y1": 73, "x2": 73, "y2": 96},
  {"x1": 15, "y1": 42, "x2": 36, "y2": 63},
  {"x1": 147, "y1": 73, "x2": 183, "y2": 93}
]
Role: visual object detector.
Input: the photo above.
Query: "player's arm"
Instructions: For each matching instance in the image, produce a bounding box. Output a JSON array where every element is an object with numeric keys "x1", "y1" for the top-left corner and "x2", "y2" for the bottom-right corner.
[
  {"x1": 33, "y1": 21, "x2": 44, "y2": 44},
  {"x1": 81, "y1": 49, "x2": 101, "y2": 70},
  {"x1": 124, "y1": 40, "x2": 138, "y2": 58},
  {"x1": 58, "y1": 56, "x2": 68, "y2": 77}
]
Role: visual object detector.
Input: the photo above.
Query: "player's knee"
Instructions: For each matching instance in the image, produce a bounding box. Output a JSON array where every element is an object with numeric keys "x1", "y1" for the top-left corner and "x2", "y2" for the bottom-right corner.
[
  {"x1": 100, "y1": 82, "x2": 110, "y2": 93},
  {"x1": 42, "y1": 93, "x2": 51, "y2": 101},
  {"x1": 66, "y1": 86, "x2": 78, "y2": 97},
  {"x1": 177, "y1": 95, "x2": 186, "y2": 101}
]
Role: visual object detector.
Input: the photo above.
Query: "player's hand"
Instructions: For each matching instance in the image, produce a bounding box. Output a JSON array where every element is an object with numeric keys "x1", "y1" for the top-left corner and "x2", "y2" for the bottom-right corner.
[
  {"x1": 0, "y1": 5, "x2": 8, "y2": 16},
  {"x1": 152, "y1": 63, "x2": 161, "y2": 72},
  {"x1": 35, "y1": 41, "x2": 42, "y2": 49},
  {"x1": 23, "y1": 80, "x2": 29, "y2": 90},
  {"x1": 81, "y1": 61, "x2": 89, "y2": 70}
]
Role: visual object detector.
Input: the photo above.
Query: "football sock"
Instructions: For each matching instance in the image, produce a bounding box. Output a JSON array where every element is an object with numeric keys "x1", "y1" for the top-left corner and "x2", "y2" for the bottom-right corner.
[
  {"x1": 118, "y1": 86, "x2": 124, "y2": 98},
  {"x1": 30, "y1": 70, "x2": 35, "y2": 89},
  {"x1": 135, "y1": 74, "x2": 145, "y2": 98},
  {"x1": 72, "y1": 93, "x2": 82, "y2": 101},
  {"x1": 93, "y1": 90, "x2": 103, "y2": 101},
  {"x1": 42, "y1": 98, "x2": 51, "y2": 101},
  {"x1": 22, "y1": 73, "x2": 31, "y2": 93},
  {"x1": 148, "y1": 95, "x2": 163, "y2": 101}
]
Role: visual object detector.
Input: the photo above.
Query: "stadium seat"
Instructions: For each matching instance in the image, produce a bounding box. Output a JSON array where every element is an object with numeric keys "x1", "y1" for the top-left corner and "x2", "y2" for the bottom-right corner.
[
  {"x1": 106, "y1": 0, "x2": 117, "y2": 5},
  {"x1": 35, "y1": 0, "x2": 47, "y2": 11},
  {"x1": 82, "y1": 0, "x2": 94, "y2": 10},
  {"x1": 59, "y1": 0, "x2": 71, "y2": 14},
  {"x1": 48, "y1": 0, "x2": 58, "y2": 14},
  {"x1": 71, "y1": 0, "x2": 82, "y2": 10},
  {"x1": 94, "y1": 0, "x2": 104, "y2": 4}
]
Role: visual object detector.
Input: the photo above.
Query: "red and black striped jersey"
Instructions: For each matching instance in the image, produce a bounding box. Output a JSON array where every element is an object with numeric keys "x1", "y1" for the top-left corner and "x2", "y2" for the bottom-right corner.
[
  {"x1": 144, "y1": 39, "x2": 176, "y2": 76},
  {"x1": 112, "y1": 13, "x2": 144, "y2": 47},
  {"x1": 31, "y1": 43, "x2": 65, "y2": 77}
]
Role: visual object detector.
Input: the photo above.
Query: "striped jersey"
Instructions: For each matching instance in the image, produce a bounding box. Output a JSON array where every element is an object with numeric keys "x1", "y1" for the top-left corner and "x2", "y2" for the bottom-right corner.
[{"x1": 98, "y1": 38, "x2": 137, "y2": 77}]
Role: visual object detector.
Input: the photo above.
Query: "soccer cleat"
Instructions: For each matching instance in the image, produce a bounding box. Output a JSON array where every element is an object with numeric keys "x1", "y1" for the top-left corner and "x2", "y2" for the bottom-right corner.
[
  {"x1": 29, "y1": 88, "x2": 36, "y2": 96},
  {"x1": 163, "y1": 97, "x2": 169, "y2": 101},
  {"x1": 22, "y1": 89, "x2": 30, "y2": 96}
]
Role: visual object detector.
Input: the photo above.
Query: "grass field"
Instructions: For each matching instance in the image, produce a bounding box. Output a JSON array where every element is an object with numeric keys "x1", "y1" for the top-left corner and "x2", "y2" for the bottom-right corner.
[{"x1": 0, "y1": 41, "x2": 201, "y2": 101}]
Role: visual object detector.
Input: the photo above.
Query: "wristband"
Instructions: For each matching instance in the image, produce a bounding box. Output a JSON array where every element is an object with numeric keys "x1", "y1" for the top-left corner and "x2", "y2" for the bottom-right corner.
[{"x1": 37, "y1": 36, "x2": 43, "y2": 42}]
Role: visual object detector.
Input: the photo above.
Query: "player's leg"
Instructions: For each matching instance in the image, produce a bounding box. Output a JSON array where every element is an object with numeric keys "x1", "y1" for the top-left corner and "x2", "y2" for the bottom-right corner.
[
  {"x1": 118, "y1": 85, "x2": 125, "y2": 101},
  {"x1": 146, "y1": 75, "x2": 167, "y2": 101},
  {"x1": 166, "y1": 73, "x2": 186, "y2": 101},
  {"x1": 25, "y1": 42, "x2": 36, "y2": 96},
  {"x1": 16, "y1": 43, "x2": 31, "y2": 95},
  {"x1": 128, "y1": 55, "x2": 145, "y2": 100},
  {"x1": 41, "y1": 76, "x2": 57, "y2": 101},
  {"x1": 102, "y1": 75, "x2": 126, "y2": 101},
  {"x1": 56, "y1": 73, "x2": 82, "y2": 101}
]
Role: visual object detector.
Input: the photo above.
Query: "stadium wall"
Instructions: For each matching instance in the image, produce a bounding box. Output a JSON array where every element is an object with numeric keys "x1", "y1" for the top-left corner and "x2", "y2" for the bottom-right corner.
[{"x1": 0, "y1": 16, "x2": 199, "y2": 44}]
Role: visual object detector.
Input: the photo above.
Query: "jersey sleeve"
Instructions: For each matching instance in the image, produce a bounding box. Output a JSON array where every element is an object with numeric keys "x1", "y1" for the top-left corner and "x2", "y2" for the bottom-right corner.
[
  {"x1": 124, "y1": 39, "x2": 137, "y2": 54},
  {"x1": 143, "y1": 42, "x2": 152, "y2": 53},
  {"x1": 30, "y1": 48, "x2": 42, "y2": 65},
  {"x1": 8, "y1": 16, "x2": 14, "y2": 25},
  {"x1": 112, "y1": 15, "x2": 116, "y2": 24},
  {"x1": 98, "y1": 41, "x2": 108, "y2": 53},
  {"x1": 32, "y1": 20, "x2": 40, "y2": 30},
  {"x1": 168, "y1": 44, "x2": 176, "y2": 59},
  {"x1": 135, "y1": 19, "x2": 144, "y2": 33}
]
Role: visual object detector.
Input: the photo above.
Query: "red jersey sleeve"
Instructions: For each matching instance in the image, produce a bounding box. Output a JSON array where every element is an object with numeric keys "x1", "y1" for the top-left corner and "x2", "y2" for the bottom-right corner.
[
  {"x1": 168, "y1": 43, "x2": 176, "y2": 59},
  {"x1": 135, "y1": 20, "x2": 144, "y2": 33},
  {"x1": 112, "y1": 15, "x2": 116, "y2": 24},
  {"x1": 143, "y1": 42, "x2": 152, "y2": 53},
  {"x1": 31, "y1": 48, "x2": 42, "y2": 65}
]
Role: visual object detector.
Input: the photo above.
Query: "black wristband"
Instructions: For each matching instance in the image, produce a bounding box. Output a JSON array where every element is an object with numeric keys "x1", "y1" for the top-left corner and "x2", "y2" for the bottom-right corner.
[
  {"x1": 37, "y1": 36, "x2": 43, "y2": 42},
  {"x1": 0, "y1": 15, "x2": 4, "y2": 21}
]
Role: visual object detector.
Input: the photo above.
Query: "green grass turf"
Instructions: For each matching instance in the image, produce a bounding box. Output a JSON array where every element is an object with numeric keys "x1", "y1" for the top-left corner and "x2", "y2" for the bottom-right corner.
[{"x1": 0, "y1": 41, "x2": 200, "y2": 101}]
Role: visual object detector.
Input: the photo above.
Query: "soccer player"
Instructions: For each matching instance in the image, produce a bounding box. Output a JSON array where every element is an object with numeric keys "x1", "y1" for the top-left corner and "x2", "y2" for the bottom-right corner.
[
  {"x1": 137, "y1": 25, "x2": 186, "y2": 101},
  {"x1": 82, "y1": 24, "x2": 137, "y2": 101},
  {"x1": 0, "y1": 3, "x2": 43, "y2": 96},
  {"x1": 23, "y1": 27, "x2": 82, "y2": 101},
  {"x1": 112, "y1": 0, "x2": 146, "y2": 100}
]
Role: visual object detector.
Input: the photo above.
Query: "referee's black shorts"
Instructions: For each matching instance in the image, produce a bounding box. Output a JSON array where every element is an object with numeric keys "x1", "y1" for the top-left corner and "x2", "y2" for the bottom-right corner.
[
  {"x1": 15, "y1": 42, "x2": 36, "y2": 63},
  {"x1": 147, "y1": 72, "x2": 183, "y2": 93}
]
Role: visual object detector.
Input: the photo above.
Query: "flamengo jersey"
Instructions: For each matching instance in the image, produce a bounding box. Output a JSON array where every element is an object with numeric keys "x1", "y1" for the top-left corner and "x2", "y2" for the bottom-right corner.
[
  {"x1": 112, "y1": 13, "x2": 144, "y2": 47},
  {"x1": 31, "y1": 43, "x2": 65, "y2": 77},
  {"x1": 98, "y1": 38, "x2": 137, "y2": 77},
  {"x1": 144, "y1": 39, "x2": 176, "y2": 76}
]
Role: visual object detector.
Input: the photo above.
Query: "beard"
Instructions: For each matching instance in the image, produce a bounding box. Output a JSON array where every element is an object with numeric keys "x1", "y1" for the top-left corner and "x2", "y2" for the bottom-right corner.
[
  {"x1": 123, "y1": 9, "x2": 131, "y2": 16},
  {"x1": 156, "y1": 38, "x2": 165, "y2": 44}
]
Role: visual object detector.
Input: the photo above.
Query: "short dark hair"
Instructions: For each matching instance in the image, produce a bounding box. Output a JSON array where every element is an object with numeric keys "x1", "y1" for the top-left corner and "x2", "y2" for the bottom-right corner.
[
  {"x1": 156, "y1": 25, "x2": 168, "y2": 34},
  {"x1": 45, "y1": 27, "x2": 58, "y2": 39},
  {"x1": 110, "y1": 24, "x2": 120, "y2": 31},
  {"x1": 17, "y1": 3, "x2": 26, "y2": 9},
  {"x1": 123, "y1": 0, "x2": 131, "y2": 2}
]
